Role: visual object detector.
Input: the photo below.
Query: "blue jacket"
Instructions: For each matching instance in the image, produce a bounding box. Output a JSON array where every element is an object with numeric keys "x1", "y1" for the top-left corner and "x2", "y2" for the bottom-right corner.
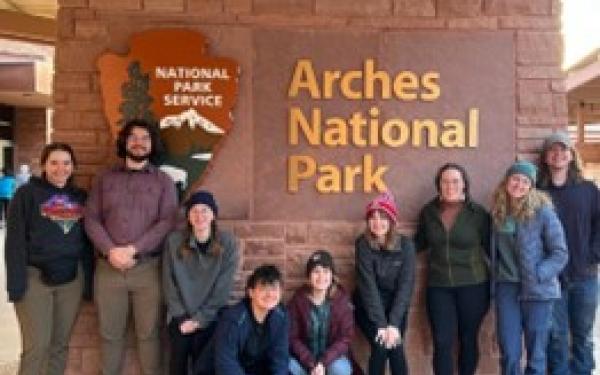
[
  {"x1": 491, "y1": 205, "x2": 568, "y2": 300},
  {"x1": 0, "y1": 176, "x2": 15, "y2": 199},
  {"x1": 214, "y1": 298, "x2": 289, "y2": 375}
]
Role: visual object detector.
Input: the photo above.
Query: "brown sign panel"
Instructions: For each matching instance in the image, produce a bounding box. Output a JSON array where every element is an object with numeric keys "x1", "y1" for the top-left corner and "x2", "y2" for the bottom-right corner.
[
  {"x1": 98, "y1": 29, "x2": 239, "y2": 196},
  {"x1": 253, "y1": 30, "x2": 515, "y2": 221}
]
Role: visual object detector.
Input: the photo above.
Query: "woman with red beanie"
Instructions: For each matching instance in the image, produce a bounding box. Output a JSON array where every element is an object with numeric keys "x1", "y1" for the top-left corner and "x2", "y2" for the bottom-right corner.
[{"x1": 354, "y1": 191, "x2": 416, "y2": 375}]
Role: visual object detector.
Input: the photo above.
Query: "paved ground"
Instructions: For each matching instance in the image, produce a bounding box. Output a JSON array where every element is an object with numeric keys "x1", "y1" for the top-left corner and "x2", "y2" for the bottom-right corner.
[{"x1": 0, "y1": 228, "x2": 598, "y2": 374}]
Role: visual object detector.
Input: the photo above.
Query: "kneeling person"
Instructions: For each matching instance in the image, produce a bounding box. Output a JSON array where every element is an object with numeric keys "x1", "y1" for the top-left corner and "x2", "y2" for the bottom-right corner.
[
  {"x1": 288, "y1": 250, "x2": 354, "y2": 375},
  {"x1": 215, "y1": 264, "x2": 289, "y2": 375}
]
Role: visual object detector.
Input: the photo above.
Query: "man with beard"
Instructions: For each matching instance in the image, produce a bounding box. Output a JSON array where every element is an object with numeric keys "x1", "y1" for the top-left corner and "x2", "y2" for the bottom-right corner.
[{"x1": 85, "y1": 119, "x2": 178, "y2": 375}]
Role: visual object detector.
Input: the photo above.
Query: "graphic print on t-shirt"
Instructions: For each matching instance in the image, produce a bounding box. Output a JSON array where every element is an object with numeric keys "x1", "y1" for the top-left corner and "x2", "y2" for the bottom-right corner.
[{"x1": 40, "y1": 194, "x2": 84, "y2": 234}]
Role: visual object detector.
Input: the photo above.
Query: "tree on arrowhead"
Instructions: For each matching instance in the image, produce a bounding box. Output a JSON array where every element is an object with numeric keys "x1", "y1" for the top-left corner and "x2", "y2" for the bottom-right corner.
[{"x1": 119, "y1": 60, "x2": 156, "y2": 126}]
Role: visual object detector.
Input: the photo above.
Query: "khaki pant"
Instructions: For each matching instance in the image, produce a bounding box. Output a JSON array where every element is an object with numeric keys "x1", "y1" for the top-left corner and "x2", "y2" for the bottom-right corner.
[
  {"x1": 14, "y1": 266, "x2": 83, "y2": 375},
  {"x1": 95, "y1": 257, "x2": 162, "y2": 375}
]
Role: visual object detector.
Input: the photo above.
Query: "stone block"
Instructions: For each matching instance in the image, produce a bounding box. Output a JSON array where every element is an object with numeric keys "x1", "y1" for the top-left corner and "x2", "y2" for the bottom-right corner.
[
  {"x1": 517, "y1": 114, "x2": 568, "y2": 125},
  {"x1": 244, "y1": 239, "x2": 285, "y2": 257},
  {"x1": 224, "y1": 0, "x2": 251, "y2": 13},
  {"x1": 143, "y1": 0, "x2": 184, "y2": 11},
  {"x1": 518, "y1": 79, "x2": 553, "y2": 114},
  {"x1": 484, "y1": 0, "x2": 551, "y2": 15},
  {"x1": 285, "y1": 223, "x2": 308, "y2": 244},
  {"x1": 448, "y1": 16, "x2": 498, "y2": 29},
  {"x1": 89, "y1": 0, "x2": 141, "y2": 10},
  {"x1": 64, "y1": 92, "x2": 104, "y2": 111},
  {"x1": 517, "y1": 138, "x2": 544, "y2": 153},
  {"x1": 73, "y1": 174, "x2": 92, "y2": 190},
  {"x1": 437, "y1": 0, "x2": 482, "y2": 17},
  {"x1": 55, "y1": 41, "x2": 106, "y2": 72},
  {"x1": 517, "y1": 126, "x2": 554, "y2": 139},
  {"x1": 553, "y1": 94, "x2": 567, "y2": 116},
  {"x1": 394, "y1": 0, "x2": 435, "y2": 16},
  {"x1": 72, "y1": 312, "x2": 98, "y2": 334},
  {"x1": 517, "y1": 66, "x2": 563, "y2": 79},
  {"x1": 242, "y1": 257, "x2": 286, "y2": 273},
  {"x1": 187, "y1": 0, "x2": 223, "y2": 13},
  {"x1": 57, "y1": 8, "x2": 75, "y2": 38},
  {"x1": 52, "y1": 129, "x2": 98, "y2": 145},
  {"x1": 552, "y1": 0, "x2": 561, "y2": 15},
  {"x1": 59, "y1": 0, "x2": 88, "y2": 7},
  {"x1": 551, "y1": 79, "x2": 566, "y2": 92},
  {"x1": 254, "y1": 0, "x2": 313, "y2": 14},
  {"x1": 234, "y1": 223, "x2": 284, "y2": 239},
  {"x1": 307, "y1": 222, "x2": 359, "y2": 246},
  {"x1": 54, "y1": 72, "x2": 92, "y2": 92},
  {"x1": 74, "y1": 8, "x2": 97, "y2": 19},
  {"x1": 350, "y1": 16, "x2": 444, "y2": 28},
  {"x1": 75, "y1": 19, "x2": 108, "y2": 39},
  {"x1": 517, "y1": 31, "x2": 562, "y2": 65},
  {"x1": 499, "y1": 15, "x2": 558, "y2": 29},
  {"x1": 316, "y1": 0, "x2": 392, "y2": 16},
  {"x1": 236, "y1": 14, "x2": 347, "y2": 27}
]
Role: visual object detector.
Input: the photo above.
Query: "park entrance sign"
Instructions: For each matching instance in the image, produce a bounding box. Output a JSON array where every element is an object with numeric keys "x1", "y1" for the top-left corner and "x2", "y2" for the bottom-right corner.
[{"x1": 97, "y1": 29, "x2": 240, "y2": 197}]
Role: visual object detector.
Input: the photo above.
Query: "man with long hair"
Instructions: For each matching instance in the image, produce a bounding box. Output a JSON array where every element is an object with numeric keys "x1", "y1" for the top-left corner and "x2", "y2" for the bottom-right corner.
[
  {"x1": 85, "y1": 119, "x2": 177, "y2": 375},
  {"x1": 538, "y1": 131, "x2": 600, "y2": 375}
]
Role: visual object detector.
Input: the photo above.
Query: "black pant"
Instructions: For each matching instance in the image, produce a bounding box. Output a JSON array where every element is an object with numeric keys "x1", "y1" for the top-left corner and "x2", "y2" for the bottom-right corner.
[
  {"x1": 355, "y1": 296, "x2": 408, "y2": 375},
  {"x1": 168, "y1": 318, "x2": 217, "y2": 375},
  {"x1": 0, "y1": 197, "x2": 9, "y2": 221},
  {"x1": 426, "y1": 282, "x2": 490, "y2": 375}
]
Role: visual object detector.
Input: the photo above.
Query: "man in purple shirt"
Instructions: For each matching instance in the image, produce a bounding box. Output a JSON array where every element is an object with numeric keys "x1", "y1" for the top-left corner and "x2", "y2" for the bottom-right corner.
[{"x1": 85, "y1": 119, "x2": 177, "y2": 375}]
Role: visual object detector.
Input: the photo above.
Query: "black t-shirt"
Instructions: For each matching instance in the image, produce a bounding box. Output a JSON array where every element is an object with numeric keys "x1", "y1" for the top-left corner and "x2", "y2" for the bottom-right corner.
[{"x1": 240, "y1": 312, "x2": 270, "y2": 374}]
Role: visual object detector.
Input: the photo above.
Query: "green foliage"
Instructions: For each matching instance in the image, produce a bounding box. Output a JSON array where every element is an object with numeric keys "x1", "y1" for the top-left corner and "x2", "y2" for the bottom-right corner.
[{"x1": 118, "y1": 60, "x2": 156, "y2": 127}]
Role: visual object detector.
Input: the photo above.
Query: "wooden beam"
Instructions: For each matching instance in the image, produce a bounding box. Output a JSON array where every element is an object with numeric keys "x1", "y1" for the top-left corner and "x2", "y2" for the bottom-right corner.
[
  {"x1": 0, "y1": 10, "x2": 55, "y2": 44},
  {"x1": 577, "y1": 103, "x2": 584, "y2": 144},
  {"x1": 566, "y1": 58, "x2": 600, "y2": 92}
]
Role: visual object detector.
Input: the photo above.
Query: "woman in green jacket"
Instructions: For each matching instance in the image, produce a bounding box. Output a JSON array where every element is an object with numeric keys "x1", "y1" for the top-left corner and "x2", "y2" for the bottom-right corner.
[{"x1": 415, "y1": 163, "x2": 491, "y2": 375}]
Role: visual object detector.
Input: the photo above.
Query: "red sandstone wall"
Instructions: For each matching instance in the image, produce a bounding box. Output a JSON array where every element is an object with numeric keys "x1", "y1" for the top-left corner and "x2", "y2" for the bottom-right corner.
[
  {"x1": 54, "y1": 0, "x2": 567, "y2": 374},
  {"x1": 14, "y1": 108, "x2": 47, "y2": 174}
]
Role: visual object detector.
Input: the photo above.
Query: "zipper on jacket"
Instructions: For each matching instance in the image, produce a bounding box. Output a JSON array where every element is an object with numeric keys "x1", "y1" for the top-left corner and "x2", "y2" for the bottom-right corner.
[{"x1": 446, "y1": 230, "x2": 454, "y2": 286}]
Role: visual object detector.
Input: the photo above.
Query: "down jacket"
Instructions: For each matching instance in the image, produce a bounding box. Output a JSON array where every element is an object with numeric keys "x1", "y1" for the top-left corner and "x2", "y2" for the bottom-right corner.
[{"x1": 491, "y1": 205, "x2": 568, "y2": 300}]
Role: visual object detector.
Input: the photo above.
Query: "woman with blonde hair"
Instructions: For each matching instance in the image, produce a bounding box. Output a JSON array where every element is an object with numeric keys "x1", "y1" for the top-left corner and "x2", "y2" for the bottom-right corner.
[
  {"x1": 490, "y1": 160, "x2": 567, "y2": 375},
  {"x1": 354, "y1": 191, "x2": 415, "y2": 375}
]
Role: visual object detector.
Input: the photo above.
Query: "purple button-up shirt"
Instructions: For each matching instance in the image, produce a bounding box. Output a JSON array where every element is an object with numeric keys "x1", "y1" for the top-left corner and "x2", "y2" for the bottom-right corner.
[{"x1": 84, "y1": 163, "x2": 178, "y2": 256}]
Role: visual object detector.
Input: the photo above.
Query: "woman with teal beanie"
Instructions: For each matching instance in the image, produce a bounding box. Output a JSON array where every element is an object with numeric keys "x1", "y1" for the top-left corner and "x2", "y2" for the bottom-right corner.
[{"x1": 490, "y1": 160, "x2": 568, "y2": 375}]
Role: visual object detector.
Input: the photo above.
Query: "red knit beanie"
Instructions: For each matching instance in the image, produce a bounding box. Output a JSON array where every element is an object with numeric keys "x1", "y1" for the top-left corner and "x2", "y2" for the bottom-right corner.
[{"x1": 366, "y1": 191, "x2": 398, "y2": 223}]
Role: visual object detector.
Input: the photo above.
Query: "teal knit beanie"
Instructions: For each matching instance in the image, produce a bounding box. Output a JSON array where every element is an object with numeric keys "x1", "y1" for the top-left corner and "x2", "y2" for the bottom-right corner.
[{"x1": 506, "y1": 160, "x2": 537, "y2": 185}]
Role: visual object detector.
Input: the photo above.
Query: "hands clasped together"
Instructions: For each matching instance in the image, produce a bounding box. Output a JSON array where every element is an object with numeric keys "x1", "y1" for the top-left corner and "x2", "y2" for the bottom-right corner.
[
  {"x1": 375, "y1": 326, "x2": 402, "y2": 349},
  {"x1": 107, "y1": 245, "x2": 137, "y2": 272}
]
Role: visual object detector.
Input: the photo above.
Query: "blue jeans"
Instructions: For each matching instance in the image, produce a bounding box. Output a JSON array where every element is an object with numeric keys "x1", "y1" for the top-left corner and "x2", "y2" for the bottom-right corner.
[
  {"x1": 548, "y1": 277, "x2": 599, "y2": 375},
  {"x1": 289, "y1": 356, "x2": 352, "y2": 375},
  {"x1": 496, "y1": 282, "x2": 553, "y2": 375}
]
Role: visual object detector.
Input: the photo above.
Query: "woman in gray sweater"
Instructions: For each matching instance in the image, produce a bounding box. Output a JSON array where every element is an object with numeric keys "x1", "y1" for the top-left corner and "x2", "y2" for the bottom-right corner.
[{"x1": 162, "y1": 190, "x2": 239, "y2": 374}]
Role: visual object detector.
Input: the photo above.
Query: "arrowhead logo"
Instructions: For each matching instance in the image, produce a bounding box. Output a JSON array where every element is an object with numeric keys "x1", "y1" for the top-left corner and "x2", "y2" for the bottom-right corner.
[{"x1": 97, "y1": 29, "x2": 240, "y2": 195}]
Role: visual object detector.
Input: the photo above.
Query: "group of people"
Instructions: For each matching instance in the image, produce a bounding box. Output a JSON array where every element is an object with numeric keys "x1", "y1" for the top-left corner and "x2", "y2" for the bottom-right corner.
[{"x1": 3, "y1": 118, "x2": 599, "y2": 375}]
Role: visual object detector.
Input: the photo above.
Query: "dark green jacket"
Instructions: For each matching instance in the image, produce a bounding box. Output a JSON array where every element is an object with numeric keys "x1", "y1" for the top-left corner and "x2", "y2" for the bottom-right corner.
[{"x1": 414, "y1": 198, "x2": 490, "y2": 287}]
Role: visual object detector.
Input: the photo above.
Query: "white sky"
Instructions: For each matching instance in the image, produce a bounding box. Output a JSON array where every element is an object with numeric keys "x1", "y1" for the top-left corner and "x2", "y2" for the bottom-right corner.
[{"x1": 562, "y1": 0, "x2": 600, "y2": 69}]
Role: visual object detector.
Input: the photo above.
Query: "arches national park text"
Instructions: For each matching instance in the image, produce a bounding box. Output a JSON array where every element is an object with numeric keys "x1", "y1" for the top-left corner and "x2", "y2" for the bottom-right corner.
[{"x1": 286, "y1": 59, "x2": 480, "y2": 194}]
